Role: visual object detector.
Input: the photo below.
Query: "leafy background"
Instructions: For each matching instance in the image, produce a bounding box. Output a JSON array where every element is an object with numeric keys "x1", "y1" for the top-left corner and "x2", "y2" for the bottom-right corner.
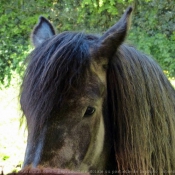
[{"x1": 0, "y1": 0, "x2": 174, "y2": 174}]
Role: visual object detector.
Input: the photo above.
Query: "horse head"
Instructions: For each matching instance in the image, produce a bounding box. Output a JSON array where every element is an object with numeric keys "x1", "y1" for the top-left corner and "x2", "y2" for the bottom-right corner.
[{"x1": 21, "y1": 7, "x2": 132, "y2": 173}]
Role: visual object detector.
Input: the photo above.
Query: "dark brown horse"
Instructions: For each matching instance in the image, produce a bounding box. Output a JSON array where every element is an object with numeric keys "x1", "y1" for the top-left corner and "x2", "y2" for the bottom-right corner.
[{"x1": 20, "y1": 7, "x2": 175, "y2": 174}]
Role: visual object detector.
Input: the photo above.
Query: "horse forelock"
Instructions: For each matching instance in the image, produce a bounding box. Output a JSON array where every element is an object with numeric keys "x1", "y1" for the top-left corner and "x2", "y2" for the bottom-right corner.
[
  {"x1": 20, "y1": 32, "x2": 98, "y2": 128},
  {"x1": 107, "y1": 44, "x2": 175, "y2": 173}
]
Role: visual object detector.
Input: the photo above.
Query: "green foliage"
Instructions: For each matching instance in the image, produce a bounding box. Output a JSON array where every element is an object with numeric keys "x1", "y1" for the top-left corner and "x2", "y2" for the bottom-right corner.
[
  {"x1": 0, "y1": 0, "x2": 53, "y2": 86},
  {"x1": 133, "y1": 0, "x2": 175, "y2": 37},
  {"x1": 128, "y1": 28, "x2": 175, "y2": 77},
  {"x1": 0, "y1": 0, "x2": 174, "y2": 86},
  {"x1": 130, "y1": 0, "x2": 175, "y2": 77}
]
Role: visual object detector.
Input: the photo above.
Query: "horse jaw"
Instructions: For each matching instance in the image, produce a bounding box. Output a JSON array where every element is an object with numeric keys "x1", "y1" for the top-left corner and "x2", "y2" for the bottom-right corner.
[{"x1": 79, "y1": 110, "x2": 106, "y2": 170}]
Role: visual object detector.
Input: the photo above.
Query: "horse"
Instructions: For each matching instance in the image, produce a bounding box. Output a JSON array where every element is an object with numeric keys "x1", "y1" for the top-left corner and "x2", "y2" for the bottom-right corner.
[{"x1": 20, "y1": 7, "x2": 175, "y2": 174}]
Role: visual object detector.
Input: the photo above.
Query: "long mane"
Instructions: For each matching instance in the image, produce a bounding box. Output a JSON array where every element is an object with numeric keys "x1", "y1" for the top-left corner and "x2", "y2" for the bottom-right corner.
[
  {"x1": 20, "y1": 32, "x2": 97, "y2": 128},
  {"x1": 107, "y1": 44, "x2": 175, "y2": 173}
]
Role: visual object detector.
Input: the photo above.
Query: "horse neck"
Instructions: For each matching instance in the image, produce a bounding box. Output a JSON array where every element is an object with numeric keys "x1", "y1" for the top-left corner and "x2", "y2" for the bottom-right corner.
[{"x1": 107, "y1": 44, "x2": 175, "y2": 173}]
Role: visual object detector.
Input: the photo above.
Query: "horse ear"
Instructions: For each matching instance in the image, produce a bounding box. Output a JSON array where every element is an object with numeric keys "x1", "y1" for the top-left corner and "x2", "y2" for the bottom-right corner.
[
  {"x1": 95, "y1": 7, "x2": 133, "y2": 58},
  {"x1": 32, "y1": 16, "x2": 56, "y2": 47}
]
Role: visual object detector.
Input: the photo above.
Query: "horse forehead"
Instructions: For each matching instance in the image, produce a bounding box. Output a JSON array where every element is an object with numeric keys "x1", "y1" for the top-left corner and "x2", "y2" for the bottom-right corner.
[
  {"x1": 90, "y1": 58, "x2": 107, "y2": 85},
  {"x1": 63, "y1": 78, "x2": 105, "y2": 106}
]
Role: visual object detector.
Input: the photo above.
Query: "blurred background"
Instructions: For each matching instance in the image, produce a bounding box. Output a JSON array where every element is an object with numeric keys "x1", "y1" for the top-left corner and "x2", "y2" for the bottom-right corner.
[{"x1": 0, "y1": 0, "x2": 174, "y2": 174}]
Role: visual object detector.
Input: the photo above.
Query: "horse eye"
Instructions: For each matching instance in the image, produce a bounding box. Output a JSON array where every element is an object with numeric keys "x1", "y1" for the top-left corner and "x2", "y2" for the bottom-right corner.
[{"x1": 84, "y1": 106, "x2": 96, "y2": 116}]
